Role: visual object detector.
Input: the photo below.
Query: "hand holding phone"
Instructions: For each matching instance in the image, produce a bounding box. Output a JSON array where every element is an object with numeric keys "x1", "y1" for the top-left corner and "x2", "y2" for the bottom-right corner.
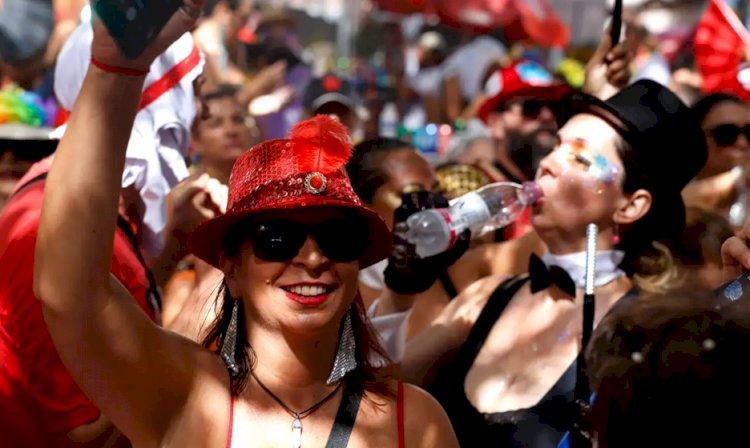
[
  {"x1": 90, "y1": 0, "x2": 203, "y2": 71},
  {"x1": 93, "y1": 0, "x2": 184, "y2": 59}
]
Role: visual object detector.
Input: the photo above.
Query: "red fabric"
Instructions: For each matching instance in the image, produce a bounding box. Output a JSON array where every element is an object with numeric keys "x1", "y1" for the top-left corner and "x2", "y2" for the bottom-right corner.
[
  {"x1": 188, "y1": 116, "x2": 392, "y2": 270},
  {"x1": 0, "y1": 328, "x2": 46, "y2": 447},
  {"x1": 56, "y1": 45, "x2": 202, "y2": 127},
  {"x1": 0, "y1": 157, "x2": 155, "y2": 443},
  {"x1": 506, "y1": 0, "x2": 569, "y2": 48},
  {"x1": 505, "y1": 206, "x2": 533, "y2": 240},
  {"x1": 139, "y1": 45, "x2": 202, "y2": 110},
  {"x1": 436, "y1": 0, "x2": 569, "y2": 48},
  {"x1": 53, "y1": 108, "x2": 70, "y2": 128},
  {"x1": 91, "y1": 56, "x2": 150, "y2": 77},
  {"x1": 397, "y1": 381, "x2": 405, "y2": 448},
  {"x1": 478, "y1": 60, "x2": 572, "y2": 122},
  {"x1": 695, "y1": 0, "x2": 750, "y2": 101},
  {"x1": 372, "y1": 0, "x2": 434, "y2": 15},
  {"x1": 227, "y1": 396, "x2": 234, "y2": 448}
]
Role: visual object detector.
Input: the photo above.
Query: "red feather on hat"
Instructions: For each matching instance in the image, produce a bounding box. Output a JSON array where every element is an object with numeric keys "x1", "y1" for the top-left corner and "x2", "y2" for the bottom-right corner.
[{"x1": 289, "y1": 115, "x2": 352, "y2": 173}]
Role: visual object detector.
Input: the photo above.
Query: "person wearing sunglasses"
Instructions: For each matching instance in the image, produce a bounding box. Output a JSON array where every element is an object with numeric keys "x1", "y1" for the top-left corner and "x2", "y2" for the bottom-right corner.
[
  {"x1": 346, "y1": 138, "x2": 434, "y2": 299},
  {"x1": 32, "y1": 6, "x2": 459, "y2": 446},
  {"x1": 0, "y1": 124, "x2": 57, "y2": 212},
  {"x1": 683, "y1": 93, "x2": 750, "y2": 229},
  {"x1": 478, "y1": 60, "x2": 572, "y2": 184},
  {"x1": 345, "y1": 137, "x2": 475, "y2": 362},
  {"x1": 400, "y1": 80, "x2": 707, "y2": 447}
]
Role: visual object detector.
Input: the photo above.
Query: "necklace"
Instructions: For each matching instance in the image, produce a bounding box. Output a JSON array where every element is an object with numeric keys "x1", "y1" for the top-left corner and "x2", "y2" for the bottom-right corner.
[{"x1": 251, "y1": 371, "x2": 343, "y2": 448}]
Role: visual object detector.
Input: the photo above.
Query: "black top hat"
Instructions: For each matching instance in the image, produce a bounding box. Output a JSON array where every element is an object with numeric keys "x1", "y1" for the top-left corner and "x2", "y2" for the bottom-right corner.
[
  {"x1": 303, "y1": 74, "x2": 356, "y2": 113},
  {"x1": 560, "y1": 80, "x2": 708, "y2": 249},
  {"x1": 561, "y1": 80, "x2": 707, "y2": 194}
]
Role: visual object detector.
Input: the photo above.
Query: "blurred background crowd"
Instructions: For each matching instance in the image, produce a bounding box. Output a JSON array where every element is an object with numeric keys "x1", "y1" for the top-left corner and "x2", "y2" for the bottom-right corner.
[{"x1": 4, "y1": 0, "x2": 750, "y2": 446}]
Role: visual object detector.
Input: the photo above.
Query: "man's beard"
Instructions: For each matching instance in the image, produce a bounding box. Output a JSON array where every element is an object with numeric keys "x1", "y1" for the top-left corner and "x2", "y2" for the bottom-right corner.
[{"x1": 506, "y1": 126, "x2": 558, "y2": 180}]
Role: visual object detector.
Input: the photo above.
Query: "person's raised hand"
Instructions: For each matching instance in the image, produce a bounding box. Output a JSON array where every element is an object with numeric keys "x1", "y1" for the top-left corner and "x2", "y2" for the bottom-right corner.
[
  {"x1": 721, "y1": 221, "x2": 750, "y2": 283},
  {"x1": 384, "y1": 190, "x2": 471, "y2": 295},
  {"x1": 91, "y1": 0, "x2": 206, "y2": 72},
  {"x1": 165, "y1": 173, "x2": 227, "y2": 247},
  {"x1": 583, "y1": 22, "x2": 631, "y2": 100}
]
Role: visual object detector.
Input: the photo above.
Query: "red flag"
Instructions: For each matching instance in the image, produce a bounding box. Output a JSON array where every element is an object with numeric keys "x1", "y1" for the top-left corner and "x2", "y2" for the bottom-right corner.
[
  {"x1": 372, "y1": 0, "x2": 434, "y2": 15},
  {"x1": 694, "y1": 0, "x2": 750, "y2": 100},
  {"x1": 506, "y1": 0, "x2": 569, "y2": 48},
  {"x1": 436, "y1": 0, "x2": 569, "y2": 48}
]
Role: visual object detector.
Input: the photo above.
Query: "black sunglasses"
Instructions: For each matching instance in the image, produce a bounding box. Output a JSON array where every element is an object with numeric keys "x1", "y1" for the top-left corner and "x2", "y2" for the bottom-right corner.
[
  {"x1": 708, "y1": 123, "x2": 750, "y2": 147},
  {"x1": 507, "y1": 99, "x2": 560, "y2": 120},
  {"x1": 249, "y1": 218, "x2": 369, "y2": 263},
  {"x1": 0, "y1": 141, "x2": 58, "y2": 162}
]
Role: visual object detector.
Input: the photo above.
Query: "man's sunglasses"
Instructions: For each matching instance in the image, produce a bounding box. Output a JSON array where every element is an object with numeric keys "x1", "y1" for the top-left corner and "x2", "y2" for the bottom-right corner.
[
  {"x1": 503, "y1": 99, "x2": 560, "y2": 120},
  {"x1": 249, "y1": 218, "x2": 369, "y2": 262},
  {"x1": 708, "y1": 123, "x2": 750, "y2": 147}
]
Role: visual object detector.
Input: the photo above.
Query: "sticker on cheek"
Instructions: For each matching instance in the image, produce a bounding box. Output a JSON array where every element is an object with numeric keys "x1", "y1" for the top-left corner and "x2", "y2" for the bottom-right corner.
[
  {"x1": 588, "y1": 153, "x2": 620, "y2": 194},
  {"x1": 563, "y1": 145, "x2": 620, "y2": 194}
]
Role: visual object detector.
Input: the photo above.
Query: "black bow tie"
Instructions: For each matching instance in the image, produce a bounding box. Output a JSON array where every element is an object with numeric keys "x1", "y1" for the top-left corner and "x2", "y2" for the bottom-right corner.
[{"x1": 529, "y1": 253, "x2": 577, "y2": 297}]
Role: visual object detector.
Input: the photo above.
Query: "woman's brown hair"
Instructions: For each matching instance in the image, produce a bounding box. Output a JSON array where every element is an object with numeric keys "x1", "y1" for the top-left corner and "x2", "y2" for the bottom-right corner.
[
  {"x1": 585, "y1": 291, "x2": 750, "y2": 447},
  {"x1": 614, "y1": 137, "x2": 684, "y2": 294}
]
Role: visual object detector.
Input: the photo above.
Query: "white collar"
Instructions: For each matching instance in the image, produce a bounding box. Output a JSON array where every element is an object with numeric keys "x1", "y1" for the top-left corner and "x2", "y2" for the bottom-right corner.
[{"x1": 542, "y1": 250, "x2": 626, "y2": 289}]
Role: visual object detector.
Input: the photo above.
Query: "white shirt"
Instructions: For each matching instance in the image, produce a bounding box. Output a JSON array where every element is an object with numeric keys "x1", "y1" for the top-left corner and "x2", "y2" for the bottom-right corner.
[{"x1": 443, "y1": 36, "x2": 508, "y2": 100}]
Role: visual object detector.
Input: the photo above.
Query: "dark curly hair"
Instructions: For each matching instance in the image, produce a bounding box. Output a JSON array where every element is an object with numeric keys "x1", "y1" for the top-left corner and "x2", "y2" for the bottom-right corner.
[
  {"x1": 346, "y1": 138, "x2": 414, "y2": 203},
  {"x1": 586, "y1": 291, "x2": 750, "y2": 447}
]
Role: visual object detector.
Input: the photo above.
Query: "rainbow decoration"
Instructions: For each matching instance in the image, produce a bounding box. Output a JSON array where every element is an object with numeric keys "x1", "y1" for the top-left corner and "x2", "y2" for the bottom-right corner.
[{"x1": 0, "y1": 85, "x2": 58, "y2": 128}]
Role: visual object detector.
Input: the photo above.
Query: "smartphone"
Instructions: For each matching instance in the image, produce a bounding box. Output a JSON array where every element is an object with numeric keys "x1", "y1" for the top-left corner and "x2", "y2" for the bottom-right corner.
[
  {"x1": 92, "y1": 0, "x2": 183, "y2": 59},
  {"x1": 610, "y1": 0, "x2": 623, "y2": 45}
]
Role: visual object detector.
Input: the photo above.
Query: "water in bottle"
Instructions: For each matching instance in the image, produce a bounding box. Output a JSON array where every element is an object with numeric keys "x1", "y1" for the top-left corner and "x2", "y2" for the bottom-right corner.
[
  {"x1": 405, "y1": 181, "x2": 543, "y2": 258},
  {"x1": 379, "y1": 102, "x2": 399, "y2": 138}
]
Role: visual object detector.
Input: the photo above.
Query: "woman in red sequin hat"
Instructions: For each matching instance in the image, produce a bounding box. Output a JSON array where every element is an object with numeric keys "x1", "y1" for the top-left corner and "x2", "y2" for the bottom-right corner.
[{"x1": 33, "y1": 4, "x2": 459, "y2": 447}]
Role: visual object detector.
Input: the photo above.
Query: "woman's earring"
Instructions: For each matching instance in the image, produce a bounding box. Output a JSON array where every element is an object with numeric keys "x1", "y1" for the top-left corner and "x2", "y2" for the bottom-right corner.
[
  {"x1": 221, "y1": 299, "x2": 240, "y2": 377},
  {"x1": 612, "y1": 222, "x2": 621, "y2": 245},
  {"x1": 327, "y1": 308, "x2": 357, "y2": 385}
]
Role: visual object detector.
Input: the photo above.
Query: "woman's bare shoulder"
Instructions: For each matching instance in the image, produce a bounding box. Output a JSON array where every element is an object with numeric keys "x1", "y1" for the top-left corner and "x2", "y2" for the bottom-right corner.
[
  {"x1": 160, "y1": 342, "x2": 232, "y2": 447},
  {"x1": 402, "y1": 383, "x2": 459, "y2": 447},
  {"x1": 356, "y1": 383, "x2": 458, "y2": 447},
  {"x1": 440, "y1": 274, "x2": 510, "y2": 322}
]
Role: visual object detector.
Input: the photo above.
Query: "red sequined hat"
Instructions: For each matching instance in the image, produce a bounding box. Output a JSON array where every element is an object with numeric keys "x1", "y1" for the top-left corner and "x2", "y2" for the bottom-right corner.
[{"x1": 189, "y1": 116, "x2": 391, "y2": 269}]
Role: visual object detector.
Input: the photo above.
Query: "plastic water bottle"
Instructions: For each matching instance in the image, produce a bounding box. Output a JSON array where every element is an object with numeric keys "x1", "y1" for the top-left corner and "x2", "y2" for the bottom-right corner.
[
  {"x1": 379, "y1": 102, "x2": 399, "y2": 138},
  {"x1": 405, "y1": 181, "x2": 543, "y2": 258}
]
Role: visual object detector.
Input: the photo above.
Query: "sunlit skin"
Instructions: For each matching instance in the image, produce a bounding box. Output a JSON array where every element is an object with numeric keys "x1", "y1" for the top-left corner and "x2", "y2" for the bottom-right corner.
[
  {"x1": 533, "y1": 114, "x2": 627, "y2": 253},
  {"x1": 547, "y1": 137, "x2": 621, "y2": 192},
  {"x1": 0, "y1": 151, "x2": 35, "y2": 211},
  {"x1": 31, "y1": 4, "x2": 462, "y2": 446},
  {"x1": 193, "y1": 95, "x2": 257, "y2": 184},
  {"x1": 502, "y1": 101, "x2": 558, "y2": 144},
  {"x1": 368, "y1": 148, "x2": 437, "y2": 230},
  {"x1": 223, "y1": 207, "x2": 361, "y2": 336},
  {"x1": 403, "y1": 113, "x2": 652, "y2": 418}
]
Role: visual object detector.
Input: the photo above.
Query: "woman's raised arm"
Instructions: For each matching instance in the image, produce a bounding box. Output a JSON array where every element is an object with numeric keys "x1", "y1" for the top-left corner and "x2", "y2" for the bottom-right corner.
[{"x1": 33, "y1": 4, "x2": 214, "y2": 444}]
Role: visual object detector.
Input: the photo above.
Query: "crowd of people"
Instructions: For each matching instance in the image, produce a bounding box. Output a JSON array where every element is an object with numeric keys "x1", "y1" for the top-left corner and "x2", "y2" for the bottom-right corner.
[{"x1": 3, "y1": 0, "x2": 750, "y2": 447}]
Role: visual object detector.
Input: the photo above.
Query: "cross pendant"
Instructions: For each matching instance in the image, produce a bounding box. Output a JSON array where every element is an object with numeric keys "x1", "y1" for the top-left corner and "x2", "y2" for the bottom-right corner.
[{"x1": 292, "y1": 417, "x2": 302, "y2": 448}]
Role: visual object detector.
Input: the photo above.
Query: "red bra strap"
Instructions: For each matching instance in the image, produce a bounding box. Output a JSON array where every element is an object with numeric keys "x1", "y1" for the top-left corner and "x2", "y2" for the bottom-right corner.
[
  {"x1": 398, "y1": 381, "x2": 405, "y2": 448},
  {"x1": 227, "y1": 395, "x2": 235, "y2": 448}
]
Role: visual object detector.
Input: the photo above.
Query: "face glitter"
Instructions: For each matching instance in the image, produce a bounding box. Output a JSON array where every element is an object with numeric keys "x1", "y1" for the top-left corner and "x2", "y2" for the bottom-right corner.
[{"x1": 556, "y1": 139, "x2": 620, "y2": 191}]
